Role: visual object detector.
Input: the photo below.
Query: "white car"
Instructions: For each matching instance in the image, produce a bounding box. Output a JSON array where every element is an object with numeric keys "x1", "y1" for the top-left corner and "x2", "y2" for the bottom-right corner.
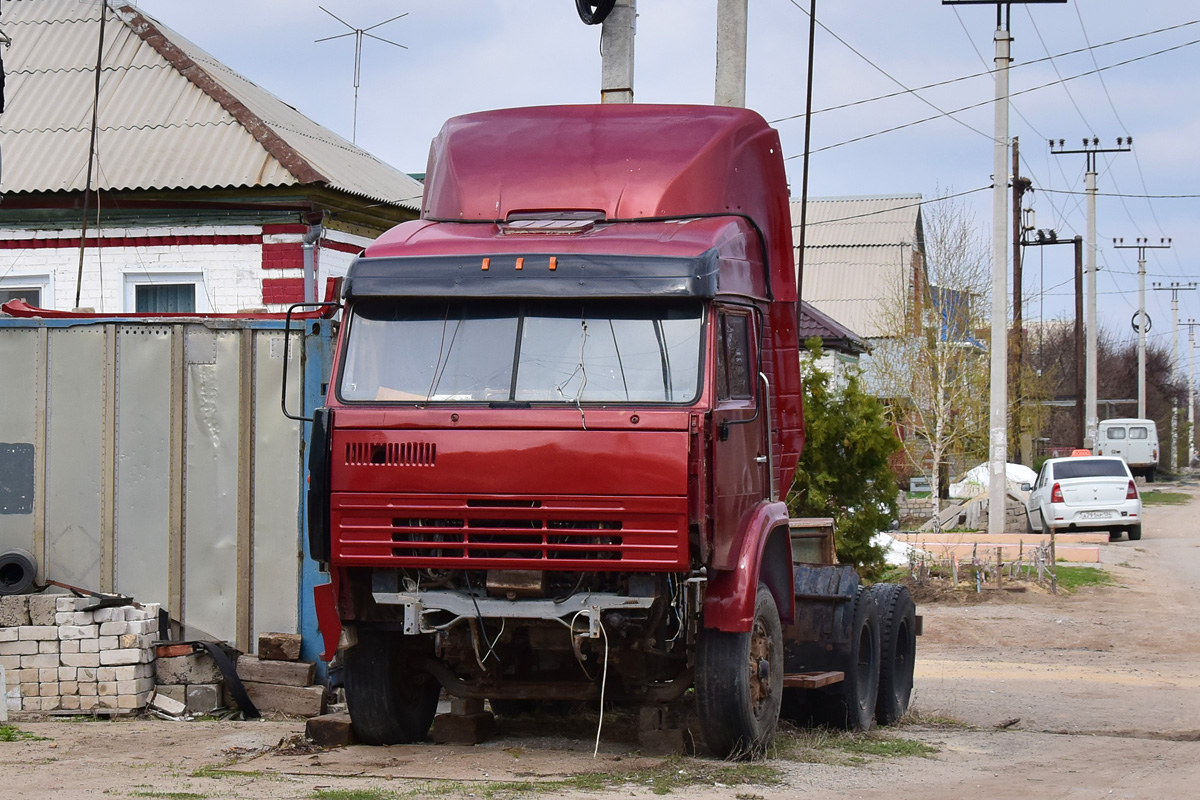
[{"x1": 1023, "y1": 456, "x2": 1142, "y2": 541}]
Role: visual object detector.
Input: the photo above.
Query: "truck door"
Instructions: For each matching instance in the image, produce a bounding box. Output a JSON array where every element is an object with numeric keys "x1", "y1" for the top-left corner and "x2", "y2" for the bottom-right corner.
[{"x1": 710, "y1": 307, "x2": 768, "y2": 567}]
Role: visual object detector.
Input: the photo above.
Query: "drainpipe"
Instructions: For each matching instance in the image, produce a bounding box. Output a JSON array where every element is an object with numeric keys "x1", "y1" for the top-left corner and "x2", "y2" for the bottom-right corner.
[{"x1": 302, "y1": 221, "x2": 323, "y2": 303}]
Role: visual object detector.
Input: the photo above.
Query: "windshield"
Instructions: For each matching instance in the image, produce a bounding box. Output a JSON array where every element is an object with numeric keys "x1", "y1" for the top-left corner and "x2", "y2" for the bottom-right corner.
[{"x1": 339, "y1": 299, "x2": 704, "y2": 404}]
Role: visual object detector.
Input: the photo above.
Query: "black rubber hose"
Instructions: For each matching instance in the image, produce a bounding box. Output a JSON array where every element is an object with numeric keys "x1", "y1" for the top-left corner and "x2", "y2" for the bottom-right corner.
[
  {"x1": 0, "y1": 549, "x2": 37, "y2": 595},
  {"x1": 576, "y1": 0, "x2": 617, "y2": 25}
]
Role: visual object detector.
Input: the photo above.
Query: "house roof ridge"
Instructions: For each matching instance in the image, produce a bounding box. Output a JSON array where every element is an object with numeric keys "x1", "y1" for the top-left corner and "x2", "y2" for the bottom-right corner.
[{"x1": 112, "y1": 3, "x2": 326, "y2": 187}]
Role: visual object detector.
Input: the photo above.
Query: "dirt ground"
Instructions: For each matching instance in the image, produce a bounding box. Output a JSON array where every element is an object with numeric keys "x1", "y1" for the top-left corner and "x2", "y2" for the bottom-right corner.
[{"x1": 3, "y1": 477, "x2": 1198, "y2": 799}]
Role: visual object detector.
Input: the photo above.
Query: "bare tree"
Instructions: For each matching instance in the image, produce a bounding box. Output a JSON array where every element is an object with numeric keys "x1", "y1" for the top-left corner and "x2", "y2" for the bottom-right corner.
[{"x1": 869, "y1": 195, "x2": 990, "y2": 517}]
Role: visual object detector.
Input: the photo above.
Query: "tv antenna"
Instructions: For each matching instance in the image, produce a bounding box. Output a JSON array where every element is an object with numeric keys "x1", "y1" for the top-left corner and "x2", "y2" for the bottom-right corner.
[{"x1": 315, "y1": 6, "x2": 408, "y2": 143}]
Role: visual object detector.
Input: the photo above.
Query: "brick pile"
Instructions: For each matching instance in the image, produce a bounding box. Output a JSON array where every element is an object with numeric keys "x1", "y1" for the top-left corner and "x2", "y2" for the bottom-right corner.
[{"x1": 0, "y1": 593, "x2": 159, "y2": 715}]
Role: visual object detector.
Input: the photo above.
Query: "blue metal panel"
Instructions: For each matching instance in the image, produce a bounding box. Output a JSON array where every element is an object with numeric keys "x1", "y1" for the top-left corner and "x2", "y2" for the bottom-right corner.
[{"x1": 297, "y1": 318, "x2": 335, "y2": 680}]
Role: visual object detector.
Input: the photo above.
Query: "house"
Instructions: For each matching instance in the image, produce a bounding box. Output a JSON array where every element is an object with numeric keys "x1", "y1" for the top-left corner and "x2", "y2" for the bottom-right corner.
[
  {"x1": 0, "y1": 0, "x2": 422, "y2": 313},
  {"x1": 798, "y1": 299, "x2": 868, "y2": 380},
  {"x1": 792, "y1": 195, "x2": 927, "y2": 340}
]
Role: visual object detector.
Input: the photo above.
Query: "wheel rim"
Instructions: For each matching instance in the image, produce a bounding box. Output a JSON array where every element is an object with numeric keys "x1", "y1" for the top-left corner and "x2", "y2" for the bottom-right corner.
[{"x1": 748, "y1": 617, "x2": 774, "y2": 716}]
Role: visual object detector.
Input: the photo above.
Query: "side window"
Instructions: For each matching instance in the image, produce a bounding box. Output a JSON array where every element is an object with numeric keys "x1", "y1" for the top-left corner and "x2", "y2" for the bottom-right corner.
[
  {"x1": 1107, "y1": 426, "x2": 1126, "y2": 440},
  {"x1": 1129, "y1": 426, "x2": 1148, "y2": 440},
  {"x1": 716, "y1": 311, "x2": 753, "y2": 401}
]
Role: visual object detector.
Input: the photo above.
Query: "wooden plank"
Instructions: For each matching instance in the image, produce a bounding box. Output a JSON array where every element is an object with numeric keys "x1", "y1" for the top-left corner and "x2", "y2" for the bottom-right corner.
[
  {"x1": 238, "y1": 681, "x2": 325, "y2": 717},
  {"x1": 236, "y1": 654, "x2": 315, "y2": 687},
  {"x1": 258, "y1": 632, "x2": 302, "y2": 662},
  {"x1": 782, "y1": 671, "x2": 844, "y2": 689}
]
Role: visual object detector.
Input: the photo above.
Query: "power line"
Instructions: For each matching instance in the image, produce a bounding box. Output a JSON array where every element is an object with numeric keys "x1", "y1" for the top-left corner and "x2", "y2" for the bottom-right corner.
[
  {"x1": 794, "y1": 185, "x2": 991, "y2": 228},
  {"x1": 785, "y1": 34, "x2": 1200, "y2": 157}
]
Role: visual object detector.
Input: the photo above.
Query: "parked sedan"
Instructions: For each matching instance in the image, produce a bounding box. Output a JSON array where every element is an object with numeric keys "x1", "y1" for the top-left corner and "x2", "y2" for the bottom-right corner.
[{"x1": 1023, "y1": 456, "x2": 1142, "y2": 541}]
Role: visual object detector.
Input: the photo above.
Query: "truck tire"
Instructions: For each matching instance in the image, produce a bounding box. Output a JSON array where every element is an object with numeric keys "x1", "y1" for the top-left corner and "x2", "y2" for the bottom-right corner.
[
  {"x1": 695, "y1": 583, "x2": 783, "y2": 759},
  {"x1": 1128, "y1": 524, "x2": 1142, "y2": 541},
  {"x1": 817, "y1": 588, "x2": 880, "y2": 731},
  {"x1": 867, "y1": 584, "x2": 916, "y2": 726},
  {"x1": 1146, "y1": 467, "x2": 1156, "y2": 483},
  {"x1": 343, "y1": 633, "x2": 440, "y2": 744}
]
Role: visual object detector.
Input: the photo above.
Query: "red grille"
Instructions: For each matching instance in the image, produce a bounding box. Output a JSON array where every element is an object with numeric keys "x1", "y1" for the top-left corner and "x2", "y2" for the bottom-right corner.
[
  {"x1": 345, "y1": 441, "x2": 436, "y2": 467},
  {"x1": 333, "y1": 494, "x2": 687, "y2": 570}
]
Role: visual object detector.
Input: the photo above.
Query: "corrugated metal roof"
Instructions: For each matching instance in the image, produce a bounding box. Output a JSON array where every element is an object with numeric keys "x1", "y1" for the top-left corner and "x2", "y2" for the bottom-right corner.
[
  {"x1": 793, "y1": 195, "x2": 923, "y2": 248},
  {"x1": 793, "y1": 195, "x2": 925, "y2": 339},
  {"x1": 0, "y1": 0, "x2": 422, "y2": 208}
]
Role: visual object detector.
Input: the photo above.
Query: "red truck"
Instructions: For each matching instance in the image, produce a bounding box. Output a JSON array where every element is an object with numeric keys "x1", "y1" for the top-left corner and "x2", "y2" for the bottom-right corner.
[{"x1": 302, "y1": 104, "x2": 916, "y2": 757}]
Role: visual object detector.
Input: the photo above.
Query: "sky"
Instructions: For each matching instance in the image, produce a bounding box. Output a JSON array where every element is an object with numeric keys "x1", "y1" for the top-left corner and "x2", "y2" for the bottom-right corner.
[{"x1": 133, "y1": 0, "x2": 1200, "y2": 369}]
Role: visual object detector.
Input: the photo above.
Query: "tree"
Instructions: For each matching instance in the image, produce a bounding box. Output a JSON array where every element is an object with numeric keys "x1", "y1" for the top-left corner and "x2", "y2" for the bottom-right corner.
[
  {"x1": 868, "y1": 196, "x2": 990, "y2": 516},
  {"x1": 787, "y1": 341, "x2": 901, "y2": 578}
]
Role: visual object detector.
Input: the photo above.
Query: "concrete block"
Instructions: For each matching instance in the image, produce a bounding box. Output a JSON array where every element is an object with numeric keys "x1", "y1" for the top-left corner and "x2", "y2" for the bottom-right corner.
[
  {"x1": 98, "y1": 681, "x2": 117, "y2": 696},
  {"x1": 90, "y1": 607, "x2": 124, "y2": 624},
  {"x1": 236, "y1": 655, "x2": 315, "y2": 687},
  {"x1": 257, "y1": 632, "x2": 302, "y2": 662},
  {"x1": 98, "y1": 636, "x2": 119, "y2": 650},
  {"x1": 56, "y1": 611, "x2": 93, "y2": 625},
  {"x1": 59, "y1": 625, "x2": 99, "y2": 640},
  {"x1": 61, "y1": 695, "x2": 81, "y2": 711},
  {"x1": 0, "y1": 655, "x2": 19, "y2": 671},
  {"x1": 306, "y1": 713, "x2": 357, "y2": 747},
  {"x1": 79, "y1": 638, "x2": 100, "y2": 654},
  {"x1": 21, "y1": 653, "x2": 58, "y2": 669},
  {"x1": 432, "y1": 710, "x2": 495, "y2": 745},
  {"x1": 98, "y1": 621, "x2": 127, "y2": 636},
  {"x1": 21, "y1": 684, "x2": 39, "y2": 702},
  {"x1": 40, "y1": 667, "x2": 59, "y2": 682},
  {"x1": 79, "y1": 682, "x2": 97, "y2": 696},
  {"x1": 151, "y1": 690, "x2": 186, "y2": 716},
  {"x1": 39, "y1": 681, "x2": 59, "y2": 697},
  {"x1": 127, "y1": 603, "x2": 159, "y2": 621},
  {"x1": 79, "y1": 695, "x2": 99, "y2": 711},
  {"x1": 0, "y1": 596, "x2": 30, "y2": 627},
  {"x1": 97, "y1": 667, "x2": 116, "y2": 682},
  {"x1": 156, "y1": 684, "x2": 186, "y2": 704},
  {"x1": 40, "y1": 695, "x2": 61, "y2": 711},
  {"x1": 0, "y1": 628, "x2": 18, "y2": 643},
  {"x1": 117, "y1": 678, "x2": 155, "y2": 695},
  {"x1": 156, "y1": 653, "x2": 221, "y2": 685},
  {"x1": 117, "y1": 694, "x2": 143, "y2": 709},
  {"x1": 99, "y1": 649, "x2": 142, "y2": 666},
  {"x1": 22, "y1": 696, "x2": 40, "y2": 712},
  {"x1": 16, "y1": 669, "x2": 39, "y2": 684},
  {"x1": 60, "y1": 681, "x2": 78, "y2": 696},
  {"x1": 28, "y1": 595, "x2": 58, "y2": 626},
  {"x1": 95, "y1": 696, "x2": 117, "y2": 709},
  {"x1": 0, "y1": 640, "x2": 38, "y2": 656},
  {"x1": 61, "y1": 652, "x2": 100, "y2": 669},
  {"x1": 60, "y1": 640, "x2": 80, "y2": 655},
  {"x1": 77, "y1": 667, "x2": 97, "y2": 683},
  {"x1": 56, "y1": 596, "x2": 91, "y2": 612},
  {"x1": 19, "y1": 625, "x2": 59, "y2": 641},
  {"x1": 239, "y1": 681, "x2": 325, "y2": 717},
  {"x1": 127, "y1": 619, "x2": 158, "y2": 636},
  {"x1": 186, "y1": 684, "x2": 222, "y2": 714},
  {"x1": 58, "y1": 666, "x2": 77, "y2": 681},
  {"x1": 38, "y1": 640, "x2": 59, "y2": 654}
]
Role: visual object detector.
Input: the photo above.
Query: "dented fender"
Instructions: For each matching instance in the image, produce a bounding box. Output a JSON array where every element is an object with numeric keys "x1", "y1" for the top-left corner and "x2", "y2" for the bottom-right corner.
[{"x1": 703, "y1": 500, "x2": 794, "y2": 632}]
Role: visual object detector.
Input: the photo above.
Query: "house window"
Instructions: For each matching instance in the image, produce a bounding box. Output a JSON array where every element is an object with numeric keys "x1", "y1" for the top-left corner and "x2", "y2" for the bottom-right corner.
[
  {"x1": 0, "y1": 287, "x2": 41, "y2": 307},
  {"x1": 135, "y1": 284, "x2": 195, "y2": 313},
  {"x1": 123, "y1": 272, "x2": 209, "y2": 313}
]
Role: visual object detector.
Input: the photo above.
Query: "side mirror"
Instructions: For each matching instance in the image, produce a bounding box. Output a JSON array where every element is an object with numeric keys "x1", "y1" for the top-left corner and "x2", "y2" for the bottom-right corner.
[{"x1": 1020, "y1": 482, "x2": 1032, "y2": 492}]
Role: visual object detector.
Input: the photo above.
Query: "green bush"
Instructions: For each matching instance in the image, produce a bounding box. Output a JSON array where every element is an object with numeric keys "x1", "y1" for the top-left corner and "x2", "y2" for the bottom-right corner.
[{"x1": 787, "y1": 342, "x2": 901, "y2": 578}]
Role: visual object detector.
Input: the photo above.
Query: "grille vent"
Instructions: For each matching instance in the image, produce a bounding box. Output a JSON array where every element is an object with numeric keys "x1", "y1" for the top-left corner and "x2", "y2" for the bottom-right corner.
[{"x1": 345, "y1": 441, "x2": 436, "y2": 467}]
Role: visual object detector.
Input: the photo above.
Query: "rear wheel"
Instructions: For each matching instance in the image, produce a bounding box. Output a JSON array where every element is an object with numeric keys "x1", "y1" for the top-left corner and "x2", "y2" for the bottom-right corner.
[
  {"x1": 1146, "y1": 467, "x2": 1156, "y2": 483},
  {"x1": 1128, "y1": 524, "x2": 1142, "y2": 541},
  {"x1": 696, "y1": 584, "x2": 783, "y2": 759},
  {"x1": 816, "y1": 588, "x2": 880, "y2": 731},
  {"x1": 344, "y1": 632, "x2": 441, "y2": 744},
  {"x1": 867, "y1": 584, "x2": 916, "y2": 726},
  {"x1": 1108, "y1": 529, "x2": 1123, "y2": 542}
]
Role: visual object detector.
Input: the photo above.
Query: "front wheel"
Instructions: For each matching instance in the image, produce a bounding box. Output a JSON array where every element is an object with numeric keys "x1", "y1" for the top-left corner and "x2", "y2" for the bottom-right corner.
[
  {"x1": 343, "y1": 632, "x2": 441, "y2": 744},
  {"x1": 695, "y1": 584, "x2": 783, "y2": 759}
]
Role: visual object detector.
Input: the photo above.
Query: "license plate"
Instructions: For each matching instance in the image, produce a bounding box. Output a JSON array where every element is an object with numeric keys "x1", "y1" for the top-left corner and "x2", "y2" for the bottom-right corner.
[{"x1": 1078, "y1": 511, "x2": 1110, "y2": 520}]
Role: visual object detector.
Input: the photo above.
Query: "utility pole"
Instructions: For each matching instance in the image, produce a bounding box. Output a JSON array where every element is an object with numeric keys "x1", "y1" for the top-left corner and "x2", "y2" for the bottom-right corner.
[
  {"x1": 715, "y1": 0, "x2": 748, "y2": 107},
  {"x1": 1152, "y1": 281, "x2": 1198, "y2": 471},
  {"x1": 600, "y1": 0, "x2": 636, "y2": 103},
  {"x1": 1011, "y1": 137, "x2": 1033, "y2": 463},
  {"x1": 1050, "y1": 137, "x2": 1132, "y2": 448},
  {"x1": 1186, "y1": 320, "x2": 1198, "y2": 467},
  {"x1": 1022, "y1": 228, "x2": 1085, "y2": 447},
  {"x1": 946, "y1": 0, "x2": 1065, "y2": 537},
  {"x1": 1114, "y1": 237, "x2": 1171, "y2": 419}
]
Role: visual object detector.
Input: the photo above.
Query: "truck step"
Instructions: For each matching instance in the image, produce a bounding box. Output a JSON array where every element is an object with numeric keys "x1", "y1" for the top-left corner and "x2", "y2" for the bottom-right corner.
[{"x1": 782, "y1": 671, "x2": 844, "y2": 689}]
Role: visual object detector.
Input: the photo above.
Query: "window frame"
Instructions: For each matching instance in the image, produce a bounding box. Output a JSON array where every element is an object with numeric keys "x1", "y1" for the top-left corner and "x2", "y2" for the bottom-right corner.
[{"x1": 122, "y1": 271, "x2": 210, "y2": 313}]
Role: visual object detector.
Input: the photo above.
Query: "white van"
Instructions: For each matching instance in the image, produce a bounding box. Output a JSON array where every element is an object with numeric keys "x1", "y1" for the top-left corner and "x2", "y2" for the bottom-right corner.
[{"x1": 1096, "y1": 418, "x2": 1159, "y2": 481}]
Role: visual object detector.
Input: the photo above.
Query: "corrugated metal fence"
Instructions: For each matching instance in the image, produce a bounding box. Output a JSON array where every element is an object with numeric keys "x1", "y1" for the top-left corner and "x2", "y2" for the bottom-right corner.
[{"x1": 0, "y1": 315, "x2": 331, "y2": 663}]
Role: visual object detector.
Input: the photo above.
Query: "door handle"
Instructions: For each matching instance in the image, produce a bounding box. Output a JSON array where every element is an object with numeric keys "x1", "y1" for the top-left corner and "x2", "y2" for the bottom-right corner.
[{"x1": 755, "y1": 455, "x2": 768, "y2": 464}]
